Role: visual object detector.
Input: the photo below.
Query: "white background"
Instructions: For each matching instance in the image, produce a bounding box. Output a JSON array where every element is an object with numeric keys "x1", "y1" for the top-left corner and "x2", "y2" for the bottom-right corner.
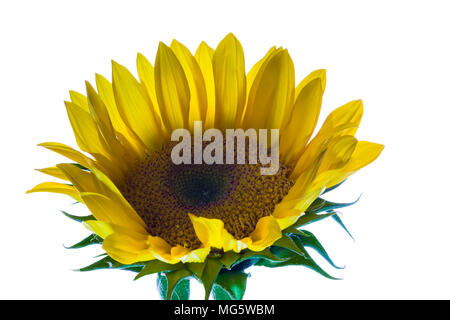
[{"x1": 1, "y1": 0, "x2": 449, "y2": 299}]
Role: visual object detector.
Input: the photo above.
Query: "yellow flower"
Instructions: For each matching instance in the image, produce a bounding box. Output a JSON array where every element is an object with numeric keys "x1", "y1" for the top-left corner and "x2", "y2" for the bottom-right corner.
[{"x1": 27, "y1": 33, "x2": 382, "y2": 269}]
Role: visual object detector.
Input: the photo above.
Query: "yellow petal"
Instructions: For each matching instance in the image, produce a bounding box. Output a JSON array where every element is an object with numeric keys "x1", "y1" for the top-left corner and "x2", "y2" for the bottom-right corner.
[
  {"x1": 221, "y1": 232, "x2": 247, "y2": 253},
  {"x1": 80, "y1": 192, "x2": 147, "y2": 234},
  {"x1": 188, "y1": 214, "x2": 249, "y2": 253},
  {"x1": 243, "y1": 216, "x2": 282, "y2": 251},
  {"x1": 194, "y1": 42, "x2": 216, "y2": 129},
  {"x1": 26, "y1": 182, "x2": 81, "y2": 202},
  {"x1": 319, "y1": 99, "x2": 364, "y2": 138},
  {"x1": 155, "y1": 42, "x2": 190, "y2": 131},
  {"x1": 103, "y1": 230, "x2": 154, "y2": 264},
  {"x1": 291, "y1": 100, "x2": 363, "y2": 179},
  {"x1": 64, "y1": 101, "x2": 108, "y2": 156},
  {"x1": 280, "y1": 70, "x2": 326, "y2": 164},
  {"x1": 180, "y1": 247, "x2": 211, "y2": 263},
  {"x1": 272, "y1": 209, "x2": 305, "y2": 231},
  {"x1": 188, "y1": 213, "x2": 225, "y2": 249},
  {"x1": 86, "y1": 81, "x2": 139, "y2": 173},
  {"x1": 188, "y1": 214, "x2": 247, "y2": 253},
  {"x1": 83, "y1": 220, "x2": 115, "y2": 239},
  {"x1": 322, "y1": 141, "x2": 384, "y2": 188},
  {"x1": 57, "y1": 162, "x2": 146, "y2": 232},
  {"x1": 246, "y1": 46, "x2": 277, "y2": 99},
  {"x1": 318, "y1": 135, "x2": 358, "y2": 173},
  {"x1": 345, "y1": 141, "x2": 384, "y2": 171},
  {"x1": 146, "y1": 236, "x2": 184, "y2": 264},
  {"x1": 38, "y1": 142, "x2": 92, "y2": 168},
  {"x1": 35, "y1": 166, "x2": 68, "y2": 180},
  {"x1": 136, "y1": 53, "x2": 160, "y2": 119},
  {"x1": 283, "y1": 151, "x2": 325, "y2": 202},
  {"x1": 273, "y1": 188, "x2": 322, "y2": 229},
  {"x1": 112, "y1": 60, "x2": 163, "y2": 150},
  {"x1": 95, "y1": 73, "x2": 146, "y2": 158},
  {"x1": 56, "y1": 163, "x2": 97, "y2": 193},
  {"x1": 69, "y1": 90, "x2": 89, "y2": 111},
  {"x1": 213, "y1": 33, "x2": 246, "y2": 130},
  {"x1": 171, "y1": 40, "x2": 208, "y2": 130},
  {"x1": 86, "y1": 82, "x2": 117, "y2": 149},
  {"x1": 243, "y1": 49, "x2": 294, "y2": 131}
]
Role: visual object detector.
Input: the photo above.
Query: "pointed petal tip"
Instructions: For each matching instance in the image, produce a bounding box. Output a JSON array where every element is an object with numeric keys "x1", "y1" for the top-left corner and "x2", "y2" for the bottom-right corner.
[
  {"x1": 225, "y1": 32, "x2": 236, "y2": 38},
  {"x1": 170, "y1": 39, "x2": 180, "y2": 46},
  {"x1": 84, "y1": 80, "x2": 94, "y2": 91},
  {"x1": 158, "y1": 41, "x2": 169, "y2": 50},
  {"x1": 221, "y1": 32, "x2": 240, "y2": 45},
  {"x1": 111, "y1": 60, "x2": 122, "y2": 70}
]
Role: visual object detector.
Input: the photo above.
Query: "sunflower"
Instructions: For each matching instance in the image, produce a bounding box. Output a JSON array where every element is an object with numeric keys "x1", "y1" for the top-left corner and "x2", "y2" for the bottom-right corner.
[{"x1": 27, "y1": 33, "x2": 383, "y2": 300}]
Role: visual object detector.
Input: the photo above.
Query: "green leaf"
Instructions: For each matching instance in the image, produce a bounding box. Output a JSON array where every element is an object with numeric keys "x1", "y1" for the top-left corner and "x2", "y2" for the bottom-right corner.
[
  {"x1": 212, "y1": 283, "x2": 233, "y2": 300},
  {"x1": 306, "y1": 196, "x2": 360, "y2": 214},
  {"x1": 332, "y1": 213, "x2": 354, "y2": 240},
  {"x1": 157, "y1": 270, "x2": 191, "y2": 300},
  {"x1": 61, "y1": 210, "x2": 94, "y2": 223},
  {"x1": 134, "y1": 260, "x2": 184, "y2": 280},
  {"x1": 212, "y1": 271, "x2": 249, "y2": 300},
  {"x1": 272, "y1": 234, "x2": 306, "y2": 257},
  {"x1": 220, "y1": 251, "x2": 241, "y2": 270},
  {"x1": 292, "y1": 230, "x2": 343, "y2": 269},
  {"x1": 77, "y1": 256, "x2": 144, "y2": 272},
  {"x1": 200, "y1": 257, "x2": 223, "y2": 300},
  {"x1": 65, "y1": 234, "x2": 102, "y2": 249}
]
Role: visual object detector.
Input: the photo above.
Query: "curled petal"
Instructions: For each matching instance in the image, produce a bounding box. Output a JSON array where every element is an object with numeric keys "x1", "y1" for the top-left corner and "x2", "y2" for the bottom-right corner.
[
  {"x1": 242, "y1": 216, "x2": 282, "y2": 252},
  {"x1": 189, "y1": 214, "x2": 281, "y2": 253}
]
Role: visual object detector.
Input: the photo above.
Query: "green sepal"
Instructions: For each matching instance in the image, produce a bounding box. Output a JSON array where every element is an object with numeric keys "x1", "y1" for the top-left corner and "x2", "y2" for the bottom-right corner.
[
  {"x1": 230, "y1": 258, "x2": 258, "y2": 272},
  {"x1": 134, "y1": 260, "x2": 184, "y2": 280},
  {"x1": 291, "y1": 211, "x2": 336, "y2": 229},
  {"x1": 237, "y1": 247, "x2": 286, "y2": 264},
  {"x1": 290, "y1": 236, "x2": 341, "y2": 280},
  {"x1": 61, "y1": 210, "x2": 95, "y2": 223},
  {"x1": 65, "y1": 234, "x2": 102, "y2": 249},
  {"x1": 321, "y1": 180, "x2": 346, "y2": 194},
  {"x1": 200, "y1": 257, "x2": 223, "y2": 300},
  {"x1": 272, "y1": 234, "x2": 306, "y2": 257},
  {"x1": 306, "y1": 196, "x2": 360, "y2": 215},
  {"x1": 157, "y1": 269, "x2": 191, "y2": 300},
  {"x1": 291, "y1": 230, "x2": 343, "y2": 269},
  {"x1": 71, "y1": 163, "x2": 89, "y2": 171},
  {"x1": 256, "y1": 235, "x2": 340, "y2": 280},
  {"x1": 212, "y1": 270, "x2": 249, "y2": 300},
  {"x1": 282, "y1": 227, "x2": 309, "y2": 237},
  {"x1": 186, "y1": 262, "x2": 206, "y2": 279},
  {"x1": 230, "y1": 247, "x2": 287, "y2": 271},
  {"x1": 332, "y1": 214, "x2": 354, "y2": 240},
  {"x1": 220, "y1": 251, "x2": 241, "y2": 269},
  {"x1": 77, "y1": 256, "x2": 144, "y2": 272}
]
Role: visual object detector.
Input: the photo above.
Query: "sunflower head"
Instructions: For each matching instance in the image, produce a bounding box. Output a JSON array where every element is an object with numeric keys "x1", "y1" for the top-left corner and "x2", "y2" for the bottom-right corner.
[{"x1": 28, "y1": 33, "x2": 383, "y2": 300}]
